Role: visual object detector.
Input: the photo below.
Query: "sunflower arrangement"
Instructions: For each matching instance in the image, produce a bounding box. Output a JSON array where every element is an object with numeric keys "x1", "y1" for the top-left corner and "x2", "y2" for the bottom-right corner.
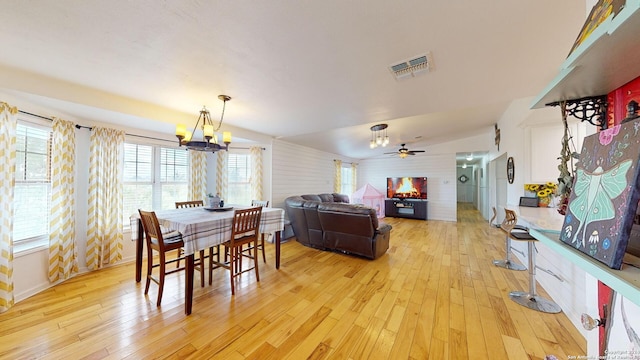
[{"x1": 524, "y1": 182, "x2": 558, "y2": 206}]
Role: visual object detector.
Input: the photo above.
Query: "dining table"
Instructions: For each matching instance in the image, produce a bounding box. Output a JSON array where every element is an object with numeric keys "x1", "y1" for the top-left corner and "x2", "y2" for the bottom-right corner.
[{"x1": 131, "y1": 205, "x2": 285, "y2": 314}]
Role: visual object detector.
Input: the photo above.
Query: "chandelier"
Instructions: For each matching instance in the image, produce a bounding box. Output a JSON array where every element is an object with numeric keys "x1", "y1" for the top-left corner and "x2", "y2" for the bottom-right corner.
[
  {"x1": 369, "y1": 123, "x2": 389, "y2": 148},
  {"x1": 175, "y1": 95, "x2": 232, "y2": 152}
]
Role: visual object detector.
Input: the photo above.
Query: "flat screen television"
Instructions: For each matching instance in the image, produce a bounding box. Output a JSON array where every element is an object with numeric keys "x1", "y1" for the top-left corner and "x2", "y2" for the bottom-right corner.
[{"x1": 387, "y1": 177, "x2": 427, "y2": 199}]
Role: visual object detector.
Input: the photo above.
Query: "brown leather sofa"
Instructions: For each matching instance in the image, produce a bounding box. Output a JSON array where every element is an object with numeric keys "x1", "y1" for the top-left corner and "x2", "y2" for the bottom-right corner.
[{"x1": 284, "y1": 193, "x2": 391, "y2": 259}]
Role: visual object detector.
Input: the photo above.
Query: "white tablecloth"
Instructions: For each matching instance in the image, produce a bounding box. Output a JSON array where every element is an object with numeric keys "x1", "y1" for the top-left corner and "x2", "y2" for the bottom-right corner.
[{"x1": 131, "y1": 206, "x2": 285, "y2": 255}]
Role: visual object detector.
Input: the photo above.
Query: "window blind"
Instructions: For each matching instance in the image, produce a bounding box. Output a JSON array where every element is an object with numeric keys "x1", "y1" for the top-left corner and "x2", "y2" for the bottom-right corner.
[{"x1": 13, "y1": 123, "x2": 52, "y2": 242}]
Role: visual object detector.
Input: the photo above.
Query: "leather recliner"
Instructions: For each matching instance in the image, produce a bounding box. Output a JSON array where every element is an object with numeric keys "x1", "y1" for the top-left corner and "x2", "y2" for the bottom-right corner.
[{"x1": 284, "y1": 193, "x2": 391, "y2": 259}]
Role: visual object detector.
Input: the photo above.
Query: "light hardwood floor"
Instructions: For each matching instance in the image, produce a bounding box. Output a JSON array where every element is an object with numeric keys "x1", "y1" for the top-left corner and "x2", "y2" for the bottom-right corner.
[{"x1": 0, "y1": 203, "x2": 586, "y2": 359}]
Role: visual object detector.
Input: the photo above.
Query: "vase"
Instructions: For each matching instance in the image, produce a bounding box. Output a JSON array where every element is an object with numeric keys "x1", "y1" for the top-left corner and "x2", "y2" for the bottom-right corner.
[
  {"x1": 538, "y1": 197, "x2": 550, "y2": 207},
  {"x1": 208, "y1": 196, "x2": 220, "y2": 208}
]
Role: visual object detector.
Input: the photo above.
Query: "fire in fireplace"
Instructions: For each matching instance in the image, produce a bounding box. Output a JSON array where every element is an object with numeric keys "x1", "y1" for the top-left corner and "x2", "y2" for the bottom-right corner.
[{"x1": 386, "y1": 177, "x2": 427, "y2": 199}]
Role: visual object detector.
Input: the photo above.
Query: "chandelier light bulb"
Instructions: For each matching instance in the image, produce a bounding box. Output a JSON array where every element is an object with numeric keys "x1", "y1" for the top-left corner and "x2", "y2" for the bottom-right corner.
[
  {"x1": 223, "y1": 131, "x2": 232, "y2": 144},
  {"x1": 383, "y1": 136, "x2": 389, "y2": 146},
  {"x1": 376, "y1": 136, "x2": 382, "y2": 145},
  {"x1": 175, "y1": 124, "x2": 186, "y2": 137},
  {"x1": 203, "y1": 124, "x2": 214, "y2": 138},
  {"x1": 370, "y1": 140, "x2": 376, "y2": 149}
]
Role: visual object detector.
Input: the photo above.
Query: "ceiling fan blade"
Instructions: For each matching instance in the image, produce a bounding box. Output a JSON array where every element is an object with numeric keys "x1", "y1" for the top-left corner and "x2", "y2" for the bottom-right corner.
[
  {"x1": 411, "y1": 150, "x2": 425, "y2": 153},
  {"x1": 383, "y1": 151, "x2": 397, "y2": 154}
]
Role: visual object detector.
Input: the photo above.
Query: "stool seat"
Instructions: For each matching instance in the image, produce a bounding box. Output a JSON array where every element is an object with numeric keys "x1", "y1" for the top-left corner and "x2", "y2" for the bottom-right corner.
[
  {"x1": 500, "y1": 209, "x2": 562, "y2": 314},
  {"x1": 493, "y1": 208, "x2": 527, "y2": 271},
  {"x1": 510, "y1": 231, "x2": 536, "y2": 241}
]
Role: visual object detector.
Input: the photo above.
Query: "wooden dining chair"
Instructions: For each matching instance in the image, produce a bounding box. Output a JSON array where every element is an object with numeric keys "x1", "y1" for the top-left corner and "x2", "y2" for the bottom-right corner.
[
  {"x1": 138, "y1": 210, "x2": 188, "y2": 306},
  {"x1": 211, "y1": 206, "x2": 263, "y2": 295},
  {"x1": 174, "y1": 200, "x2": 205, "y2": 273},
  {"x1": 240, "y1": 200, "x2": 269, "y2": 264},
  {"x1": 175, "y1": 200, "x2": 204, "y2": 208}
]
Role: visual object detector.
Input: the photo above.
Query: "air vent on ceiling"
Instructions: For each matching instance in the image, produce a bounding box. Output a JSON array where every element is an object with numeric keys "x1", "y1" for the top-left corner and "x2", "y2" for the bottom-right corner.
[{"x1": 389, "y1": 52, "x2": 433, "y2": 80}]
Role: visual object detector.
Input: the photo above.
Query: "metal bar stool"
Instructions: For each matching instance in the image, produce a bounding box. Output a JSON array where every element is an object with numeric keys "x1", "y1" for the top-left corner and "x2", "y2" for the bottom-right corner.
[
  {"x1": 493, "y1": 208, "x2": 527, "y2": 271},
  {"x1": 502, "y1": 209, "x2": 562, "y2": 313}
]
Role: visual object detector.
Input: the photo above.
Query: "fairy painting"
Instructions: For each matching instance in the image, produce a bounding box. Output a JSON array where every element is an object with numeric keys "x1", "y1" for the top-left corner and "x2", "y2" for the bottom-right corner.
[{"x1": 560, "y1": 119, "x2": 640, "y2": 269}]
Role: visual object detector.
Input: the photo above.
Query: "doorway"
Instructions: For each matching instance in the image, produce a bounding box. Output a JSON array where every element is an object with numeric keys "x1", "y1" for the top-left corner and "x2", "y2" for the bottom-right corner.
[{"x1": 456, "y1": 151, "x2": 490, "y2": 220}]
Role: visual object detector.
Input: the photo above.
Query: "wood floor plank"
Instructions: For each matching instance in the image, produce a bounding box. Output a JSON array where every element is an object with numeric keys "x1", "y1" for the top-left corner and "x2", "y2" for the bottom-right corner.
[
  {"x1": 508, "y1": 307, "x2": 549, "y2": 359},
  {"x1": 408, "y1": 291, "x2": 437, "y2": 359},
  {"x1": 462, "y1": 294, "x2": 489, "y2": 359},
  {"x1": 502, "y1": 334, "x2": 530, "y2": 360},
  {"x1": 0, "y1": 203, "x2": 587, "y2": 359},
  {"x1": 388, "y1": 299, "x2": 420, "y2": 358}
]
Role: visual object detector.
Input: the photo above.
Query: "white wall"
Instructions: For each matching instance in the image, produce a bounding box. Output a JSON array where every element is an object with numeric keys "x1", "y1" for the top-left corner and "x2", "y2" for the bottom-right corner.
[
  {"x1": 359, "y1": 132, "x2": 494, "y2": 222},
  {"x1": 360, "y1": 153, "x2": 456, "y2": 221},
  {"x1": 271, "y1": 139, "x2": 356, "y2": 210}
]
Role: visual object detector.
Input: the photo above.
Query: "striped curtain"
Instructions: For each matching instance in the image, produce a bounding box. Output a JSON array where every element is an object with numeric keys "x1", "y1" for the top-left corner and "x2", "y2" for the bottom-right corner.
[
  {"x1": 333, "y1": 159, "x2": 342, "y2": 193},
  {"x1": 351, "y1": 162, "x2": 358, "y2": 195},
  {"x1": 215, "y1": 150, "x2": 228, "y2": 201},
  {"x1": 0, "y1": 102, "x2": 17, "y2": 313},
  {"x1": 250, "y1": 146, "x2": 263, "y2": 201},
  {"x1": 49, "y1": 118, "x2": 77, "y2": 282},
  {"x1": 188, "y1": 151, "x2": 207, "y2": 202},
  {"x1": 85, "y1": 127, "x2": 125, "y2": 270}
]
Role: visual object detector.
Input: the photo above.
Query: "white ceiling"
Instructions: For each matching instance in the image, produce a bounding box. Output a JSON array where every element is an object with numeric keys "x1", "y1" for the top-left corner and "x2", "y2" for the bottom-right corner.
[{"x1": 0, "y1": 1, "x2": 586, "y2": 159}]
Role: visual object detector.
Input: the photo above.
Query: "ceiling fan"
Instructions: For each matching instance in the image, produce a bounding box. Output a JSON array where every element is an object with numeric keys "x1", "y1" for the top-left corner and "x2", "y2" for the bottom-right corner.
[{"x1": 385, "y1": 144, "x2": 425, "y2": 158}]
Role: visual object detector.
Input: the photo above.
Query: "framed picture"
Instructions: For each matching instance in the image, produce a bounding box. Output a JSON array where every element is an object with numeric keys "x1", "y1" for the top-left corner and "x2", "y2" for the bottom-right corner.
[
  {"x1": 568, "y1": 0, "x2": 625, "y2": 55},
  {"x1": 559, "y1": 119, "x2": 640, "y2": 269},
  {"x1": 507, "y1": 157, "x2": 514, "y2": 184}
]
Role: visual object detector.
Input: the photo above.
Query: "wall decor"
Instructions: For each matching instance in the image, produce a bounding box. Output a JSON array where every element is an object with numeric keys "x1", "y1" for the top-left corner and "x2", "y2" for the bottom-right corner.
[
  {"x1": 507, "y1": 156, "x2": 514, "y2": 184},
  {"x1": 458, "y1": 174, "x2": 469, "y2": 183},
  {"x1": 568, "y1": 0, "x2": 625, "y2": 56},
  {"x1": 559, "y1": 119, "x2": 640, "y2": 269}
]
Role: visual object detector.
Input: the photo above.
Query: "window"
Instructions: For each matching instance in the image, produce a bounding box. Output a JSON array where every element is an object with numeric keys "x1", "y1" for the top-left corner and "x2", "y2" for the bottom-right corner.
[
  {"x1": 340, "y1": 166, "x2": 353, "y2": 195},
  {"x1": 13, "y1": 122, "x2": 52, "y2": 243},
  {"x1": 123, "y1": 143, "x2": 153, "y2": 224},
  {"x1": 226, "y1": 153, "x2": 251, "y2": 205},
  {"x1": 123, "y1": 143, "x2": 188, "y2": 226},
  {"x1": 159, "y1": 147, "x2": 189, "y2": 209}
]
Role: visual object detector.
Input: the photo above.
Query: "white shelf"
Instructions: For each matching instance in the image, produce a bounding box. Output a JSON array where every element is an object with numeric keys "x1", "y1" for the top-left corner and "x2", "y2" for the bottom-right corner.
[
  {"x1": 531, "y1": 1, "x2": 640, "y2": 108},
  {"x1": 529, "y1": 229, "x2": 640, "y2": 307}
]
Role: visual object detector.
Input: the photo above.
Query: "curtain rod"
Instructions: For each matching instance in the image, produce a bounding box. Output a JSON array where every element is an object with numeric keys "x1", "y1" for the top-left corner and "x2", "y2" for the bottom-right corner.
[
  {"x1": 18, "y1": 110, "x2": 174, "y2": 143},
  {"x1": 333, "y1": 159, "x2": 357, "y2": 164},
  {"x1": 17, "y1": 110, "x2": 267, "y2": 149}
]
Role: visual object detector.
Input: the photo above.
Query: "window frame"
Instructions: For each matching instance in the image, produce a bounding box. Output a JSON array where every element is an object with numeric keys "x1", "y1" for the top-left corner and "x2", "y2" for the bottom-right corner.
[
  {"x1": 340, "y1": 165, "x2": 353, "y2": 195},
  {"x1": 226, "y1": 151, "x2": 252, "y2": 206},
  {"x1": 12, "y1": 116, "x2": 53, "y2": 252},
  {"x1": 122, "y1": 140, "x2": 190, "y2": 229}
]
